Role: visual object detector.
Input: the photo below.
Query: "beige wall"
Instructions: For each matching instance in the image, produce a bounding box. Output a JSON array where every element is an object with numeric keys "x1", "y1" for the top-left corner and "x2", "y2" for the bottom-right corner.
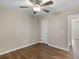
[
  {"x1": 48, "y1": 13, "x2": 69, "y2": 50},
  {"x1": 47, "y1": 8, "x2": 79, "y2": 50},
  {"x1": 37, "y1": 8, "x2": 79, "y2": 50},
  {"x1": 0, "y1": 6, "x2": 40, "y2": 54}
]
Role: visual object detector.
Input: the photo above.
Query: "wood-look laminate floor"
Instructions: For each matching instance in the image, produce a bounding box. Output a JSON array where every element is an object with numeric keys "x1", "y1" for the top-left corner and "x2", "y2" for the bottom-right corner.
[{"x1": 0, "y1": 43, "x2": 71, "y2": 59}]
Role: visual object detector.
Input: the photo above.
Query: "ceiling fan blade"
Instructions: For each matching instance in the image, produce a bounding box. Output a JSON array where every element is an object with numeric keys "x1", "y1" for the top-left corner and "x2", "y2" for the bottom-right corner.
[
  {"x1": 29, "y1": 0, "x2": 42, "y2": 4},
  {"x1": 41, "y1": 0, "x2": 53, "y2": 7},
  {"x1": 43, "y1": 9, "x2": 50, "y2": 13},
  {"x1": 29, "y1": 0, "x2": 36, "y2": 4},
  {"x1": 36, "y1": 0, "x2": 42, "y2": 4},
  {"x1": 19, "y1": 6, "x2": 31, "y2": 8}
]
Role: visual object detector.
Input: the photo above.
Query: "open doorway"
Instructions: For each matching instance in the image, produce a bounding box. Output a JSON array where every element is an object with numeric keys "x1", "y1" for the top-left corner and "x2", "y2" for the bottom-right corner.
[{"x1": 68, "y1": 15, "x2": 79, "y2": 59}]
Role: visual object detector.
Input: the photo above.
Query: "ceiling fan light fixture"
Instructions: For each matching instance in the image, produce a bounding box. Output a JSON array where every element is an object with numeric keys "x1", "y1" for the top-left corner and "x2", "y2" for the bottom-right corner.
[
  {"x1": 20, "y1": 0, "x2": 54, "y2": 14},
  {"x1": 33, "y1": 4, "x2": 41, "y2": 12}
]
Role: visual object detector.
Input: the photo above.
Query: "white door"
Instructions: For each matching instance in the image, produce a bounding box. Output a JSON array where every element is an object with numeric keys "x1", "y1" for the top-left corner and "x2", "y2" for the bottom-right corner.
[{"x1": 41, "y1": 19, "x2": 48, "y2": 44}]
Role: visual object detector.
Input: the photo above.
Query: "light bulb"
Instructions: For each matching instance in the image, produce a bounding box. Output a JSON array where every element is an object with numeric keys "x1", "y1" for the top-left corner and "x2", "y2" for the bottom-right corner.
[{"x1": 33, "y1": 4, "x2": 40, "y2": 12}]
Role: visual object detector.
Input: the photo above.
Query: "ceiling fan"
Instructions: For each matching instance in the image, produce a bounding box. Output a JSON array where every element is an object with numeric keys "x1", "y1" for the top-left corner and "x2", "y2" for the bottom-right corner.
[{"x1": 19, "y1": 0, "x2": 53, "y2": 14}]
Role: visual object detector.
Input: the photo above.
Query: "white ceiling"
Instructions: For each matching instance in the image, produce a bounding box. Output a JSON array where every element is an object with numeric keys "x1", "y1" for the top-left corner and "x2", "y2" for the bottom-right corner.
[{"x1": 0, "y1": 0, "x2": 79, "y2": 15}]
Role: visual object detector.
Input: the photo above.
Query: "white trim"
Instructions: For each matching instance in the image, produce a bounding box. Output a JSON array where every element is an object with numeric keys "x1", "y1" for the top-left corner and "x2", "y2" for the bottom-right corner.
[
  {"x1": 42, "y1": 42, "x2": 69, "y2": 51},
  {"x1": 47, "y1": 44, "x2": 69, "y2": 51},
  {"x1": 0, "y1": 42, "x2": 39, "y2": 56},
  {"x1": 0, "y1": 41, "x2": 69, "y2": 56},
  {"x1": 68, "y1": 16, "x2": 72, "y2": 51}
]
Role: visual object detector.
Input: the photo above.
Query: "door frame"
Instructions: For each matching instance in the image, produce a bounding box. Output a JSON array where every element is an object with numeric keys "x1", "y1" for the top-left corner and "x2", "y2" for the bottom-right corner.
[
  {"x1": 68, "y1": 14, "x2": 79, "y2": 51},
  {"x1": 68, "y1": 15, "x2": 72, "y2": 51}
]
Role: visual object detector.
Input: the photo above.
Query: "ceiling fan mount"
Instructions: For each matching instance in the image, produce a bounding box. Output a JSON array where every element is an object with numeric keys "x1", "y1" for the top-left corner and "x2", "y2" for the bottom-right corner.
[
  {"x1": 19, "y1": 0, "x2": 53, "y2": 14},
  {"x1": 33, "y1": 4, "x2": 41, "y2": 12}
]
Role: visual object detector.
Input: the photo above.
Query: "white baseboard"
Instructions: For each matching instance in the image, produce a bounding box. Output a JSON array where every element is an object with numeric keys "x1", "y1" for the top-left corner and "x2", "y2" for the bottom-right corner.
[
  {"x1": 0, "y1": 42, "x2": 39, "y2": 56},
  {"x1": 0, "y1": 42, "x2": 69, "y2": 56},
  {"x1": 46, "y1": 43, "x2": 69, "y2": 51}
]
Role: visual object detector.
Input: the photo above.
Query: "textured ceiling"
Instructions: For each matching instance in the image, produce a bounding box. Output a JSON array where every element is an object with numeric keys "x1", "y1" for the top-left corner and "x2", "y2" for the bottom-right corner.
[{"x1": 0, "y1": 0, "x2": 79, "y2": 15}]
